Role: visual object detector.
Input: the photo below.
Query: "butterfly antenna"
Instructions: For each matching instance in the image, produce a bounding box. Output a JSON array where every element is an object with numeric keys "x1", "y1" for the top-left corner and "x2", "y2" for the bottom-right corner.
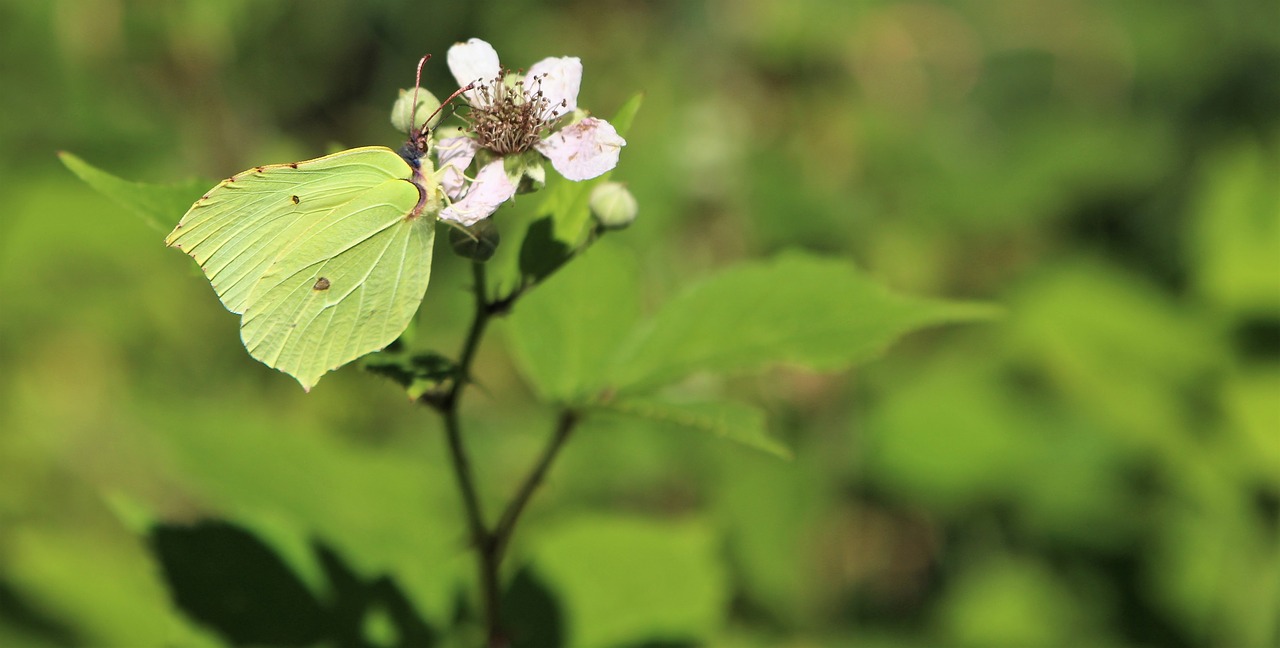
[
  {"x1": 407, "y1": 54, "x2": 432, "y2": 142},
  {"x1": 444, "y1": 101, "x2": 463, "y2": 123},
  {"x1": 415, "y1": 82, "x2": 476, "y2": 141}
]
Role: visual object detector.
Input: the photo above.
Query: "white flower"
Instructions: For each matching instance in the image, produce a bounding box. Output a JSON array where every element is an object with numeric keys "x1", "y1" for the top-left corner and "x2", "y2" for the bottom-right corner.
[
  {"x1": 436, "y1": 133, "x2": 479, "y2": 203},
  {"x1": 438, "y1": 160, "x2": 517, "y2": 227},
  {"x1": 436, "y1": 38, "x2": 626, "y2": 225},
  {"x1": 537, "y1": 118, "x2": 626, "y2": 181}
]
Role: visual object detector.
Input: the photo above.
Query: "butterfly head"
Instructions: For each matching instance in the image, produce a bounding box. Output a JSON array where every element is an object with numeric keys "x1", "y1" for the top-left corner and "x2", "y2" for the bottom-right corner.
[{"x1": 396, "y1": 54, "x2": 476, "y2": 164}]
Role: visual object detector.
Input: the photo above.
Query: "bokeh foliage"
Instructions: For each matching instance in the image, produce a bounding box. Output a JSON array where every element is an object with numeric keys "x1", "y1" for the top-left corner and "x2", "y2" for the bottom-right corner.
[{"x1": 2, "y1": 0, "x2": 1278, "y2": 646}]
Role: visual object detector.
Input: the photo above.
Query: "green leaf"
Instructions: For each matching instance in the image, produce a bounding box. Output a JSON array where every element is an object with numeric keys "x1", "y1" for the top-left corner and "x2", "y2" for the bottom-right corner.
[
  {"x1": 149, "y1": 521, "x2": 327, "y2": 647},
  {"x1": 503, "y1": 239, "x2": 640, "y2": 403},
  {"x1": 1189, "y1": 141, "x2": 1280, "y2": 313},
  {"x1": 592, "y1": 397, "x2": 791, "y2": 459},
  {"x1": 708, "y1": 446, "x2": 830, "y2": 625},
  {"x1": 58, "y1": 151, "x2": 209, "y2": 232},
  {"x1": 541, "y1": 93, "x2": 643, "y2": 243},
  {"x1": 501, "y1": 567, "x2": 564, "y2": 648},
  {"x1": 518, "y1": 216, "x2": 574, "y2": 285},
  {"x1": 6, "y1": 525, "x2": 221, "y2": 647},
  {"x1": 1006, "y1": 259, "x2": 1218, "y2": 443},
  {"x1": 145, "y1": 399, "x2": 466, "y2": 630},
  {"x1": 149, "y1": 520, "x2": 438, "y2": 648},
  {"x1": 526, "y1": 514, "x2": 726, "y2": 648},
  {"x1": 608, "y1": 251, "x2": 998, "y2": 393},
  {"x1": 940, "y1": 559, "x2": 1092, "y2": 646}
]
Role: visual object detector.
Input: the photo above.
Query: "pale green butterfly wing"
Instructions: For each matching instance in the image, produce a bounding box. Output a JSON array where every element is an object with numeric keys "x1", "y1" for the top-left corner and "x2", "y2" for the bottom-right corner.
[
  {"x1": 240, "y1": 179, "x2": 432, "y2": 389},
  {"x1": 166, "y1": 147, "x2": 413, "y2": 313},
  {"x1": 166, "y1": 146, "x2": 436, "y2": 390}
]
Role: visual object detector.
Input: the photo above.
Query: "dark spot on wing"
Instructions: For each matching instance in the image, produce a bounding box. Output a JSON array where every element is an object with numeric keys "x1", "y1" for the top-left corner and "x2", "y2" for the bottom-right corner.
[
  {"x1": 289, "y1": 162, "x2": 299, "y2": 169},
  {"x1": 313, "y1": 277, "x2": 331, "y2": 291},
  {"x1": 255, "y1": 166, "x2": 265, "y2": 173},
  {"x1": 226, "y1": 176, "x2": 235, "y2": 183},
  {"x1": 291, "y1": 195, "x2": 300, "y2": 204}
]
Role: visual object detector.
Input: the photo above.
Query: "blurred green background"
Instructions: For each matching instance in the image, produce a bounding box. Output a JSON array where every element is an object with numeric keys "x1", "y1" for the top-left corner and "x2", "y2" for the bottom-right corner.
[{"x1": 2, "y1": 0, "x2": 1278, "y2": 646}]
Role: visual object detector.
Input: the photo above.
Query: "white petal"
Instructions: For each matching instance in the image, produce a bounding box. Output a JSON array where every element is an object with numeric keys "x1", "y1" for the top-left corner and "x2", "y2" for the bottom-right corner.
[
  {"x1": 525, "y1": 56, "x2": 582, "y2": 119},
  {"x1": 535, "y1": 118, "x2": 626, "y2": 181},
  {"x1": 447, "y1": 38, "x2": 501, "y2": 102},
  {"x1": 436, "y1": 136, "x2": 479, "y2": 200},
  {"x1": 439, "y1": 160, "x2": 517, "y2": 226}
]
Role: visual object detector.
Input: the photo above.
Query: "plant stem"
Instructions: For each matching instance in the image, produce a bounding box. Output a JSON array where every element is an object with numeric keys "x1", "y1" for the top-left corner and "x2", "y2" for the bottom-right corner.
[
  {"x1": 457, "y1": 261, "x2": 491, "y2": 375},
  {"x1": 439, "y1": 260, "x2": 501, "y2": 644},
  {"x1": 441, "y1": 404, "x2": 501, "y2": 642},
  {"x1": 492, "y1": 409, "x2": 578, "y2": 562},
  {"x1": 434, "y1": 259, "x2": 581, "y2": 647}
]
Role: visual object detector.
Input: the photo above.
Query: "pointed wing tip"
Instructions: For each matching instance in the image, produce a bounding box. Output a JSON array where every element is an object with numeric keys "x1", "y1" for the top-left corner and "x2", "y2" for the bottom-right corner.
[
  {"x1": 295, "y1": 375, "x2": 317, "y2": 393},
  {"x1": 292, "y1": 370, "x2": 326, "y2": 393}
]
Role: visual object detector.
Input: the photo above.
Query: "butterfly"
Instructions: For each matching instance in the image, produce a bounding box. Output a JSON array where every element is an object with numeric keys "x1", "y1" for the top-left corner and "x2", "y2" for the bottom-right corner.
[{"x1": 165, "y1": 56, "x2": 466, "y2": 391}]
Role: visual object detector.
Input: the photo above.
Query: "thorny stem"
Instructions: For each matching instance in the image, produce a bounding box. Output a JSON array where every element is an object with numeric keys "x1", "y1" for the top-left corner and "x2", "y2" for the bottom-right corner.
[{"x1": 433, "y1": 259, "x2": 581, "y2": 647}]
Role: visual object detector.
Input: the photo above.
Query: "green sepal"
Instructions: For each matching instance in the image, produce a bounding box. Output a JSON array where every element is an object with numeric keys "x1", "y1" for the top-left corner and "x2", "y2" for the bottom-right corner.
[{"x1": 506, "y1": 151, "x2": 547, "y2": 194}]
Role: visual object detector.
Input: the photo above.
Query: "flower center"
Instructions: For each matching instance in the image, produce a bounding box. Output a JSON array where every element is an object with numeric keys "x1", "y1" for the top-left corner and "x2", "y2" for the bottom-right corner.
[{"x1": 464, "y1": 69, "x2": 564, "y2": 155}]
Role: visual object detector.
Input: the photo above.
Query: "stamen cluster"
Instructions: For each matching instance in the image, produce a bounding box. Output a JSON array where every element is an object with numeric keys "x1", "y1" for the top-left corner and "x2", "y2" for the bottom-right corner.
[
  {"x1": 435, "y1": 38, "x2": 626, "y2": 226},
  {"x1": 465, "y1": 69, "x2": 565, "y2": 155}
]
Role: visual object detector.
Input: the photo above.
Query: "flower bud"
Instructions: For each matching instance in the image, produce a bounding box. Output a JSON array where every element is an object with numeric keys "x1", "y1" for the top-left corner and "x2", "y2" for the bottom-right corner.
[
  {"x1": 589, "y1": 182, "x2": 638, "y2": 230},
  {"x1": 449, "y1": 218, "x2": 501, "y2": 262},
  {"x1": 391, "y1": 88, "x2": 442, "y2": 133}
]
